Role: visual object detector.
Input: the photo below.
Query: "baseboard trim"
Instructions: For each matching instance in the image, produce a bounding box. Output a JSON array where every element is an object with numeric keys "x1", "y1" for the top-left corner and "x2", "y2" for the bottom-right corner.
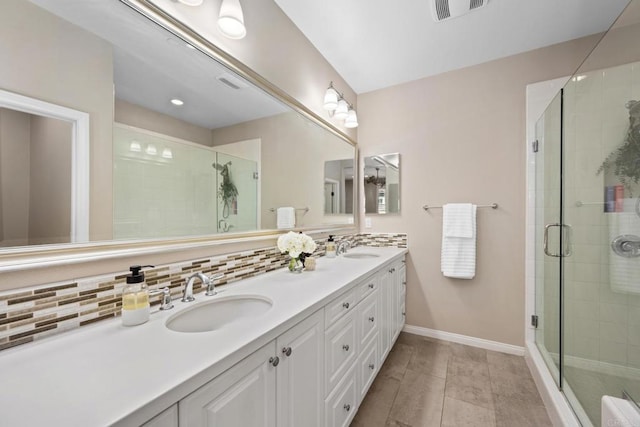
[{"x1": 402, "y1": 324, "x2": 525, "y2": 356}]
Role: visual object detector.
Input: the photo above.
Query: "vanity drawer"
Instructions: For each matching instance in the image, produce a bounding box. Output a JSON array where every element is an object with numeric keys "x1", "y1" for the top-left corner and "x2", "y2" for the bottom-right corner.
[
  {"x1": 325, "y1": 309, "x2": 357, "y2": 395},
  {"x1": 325, "y1": 364, "x2": 357, "y2": 427},
  {"x1": 358, "y1": 291, "x2": 378, "y2": 349},
  {"x1": 325, "y1": 287, "x2": 357, "y2": 329},
  {"x1": 358, "y1": 333, "x2": 379, "y2": 403},
  {"x1": 356, "y1": 275, "x2": 378, "y2": 303}
]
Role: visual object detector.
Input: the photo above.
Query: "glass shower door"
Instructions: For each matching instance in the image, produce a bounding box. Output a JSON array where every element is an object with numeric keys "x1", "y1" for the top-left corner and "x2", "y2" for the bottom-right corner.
[
  {"x1": 534, "y1": 91, "x2": 564, "y2": 386},
  {"x1": 214, "y1": 153, "x2": 258, "y2": 233}
]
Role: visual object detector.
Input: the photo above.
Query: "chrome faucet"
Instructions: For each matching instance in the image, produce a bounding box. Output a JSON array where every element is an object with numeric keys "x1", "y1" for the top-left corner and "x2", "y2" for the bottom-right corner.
[
  {"x1": 182, "y1": 272, "x2": 209, "y2": 302},
  {"x1": 182, "y1": 272, "x2": 225, "y2": 302},
  {"x1": 149, "y1": 287, "x2": 173, "y2": 310},
  {"x1": 336, "y1": 241, "x2": 351, "y2": 255}
]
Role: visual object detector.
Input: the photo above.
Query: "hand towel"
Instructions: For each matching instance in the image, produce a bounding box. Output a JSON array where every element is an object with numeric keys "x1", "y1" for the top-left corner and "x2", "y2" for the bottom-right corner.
[
  {"x1": 441, "y1": 203, "x2": 477, "y2": 279},
  {"x1": 277, "y1": 207, "x2": 296, "y2": 229}
]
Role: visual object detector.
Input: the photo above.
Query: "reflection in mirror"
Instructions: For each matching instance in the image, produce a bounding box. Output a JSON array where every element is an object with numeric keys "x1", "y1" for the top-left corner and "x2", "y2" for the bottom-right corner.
[
  {"x1": 364, "y1": 154, "x2": 400, "y2": 214},
  {"x1": 0, "y1": 0, "x2": 356, "y2": 254},
  {"x1": 324, "y1": 159, "x2": 354, "y2": 215}
]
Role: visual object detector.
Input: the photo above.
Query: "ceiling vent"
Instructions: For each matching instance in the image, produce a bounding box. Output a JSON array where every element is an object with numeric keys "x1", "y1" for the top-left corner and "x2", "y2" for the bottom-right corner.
[
  {"x1": 432, "y1": 0, "x2": 488, "y2": 22},
  {"x1": 216, "y1": 73, "x2": 249, "y2": 90}
]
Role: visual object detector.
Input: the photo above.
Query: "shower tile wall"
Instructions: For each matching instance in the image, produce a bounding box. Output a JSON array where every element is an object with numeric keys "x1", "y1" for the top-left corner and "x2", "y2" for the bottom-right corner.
[{"x1": 563, "y1": 62, "x2": 640, "y2": 374}]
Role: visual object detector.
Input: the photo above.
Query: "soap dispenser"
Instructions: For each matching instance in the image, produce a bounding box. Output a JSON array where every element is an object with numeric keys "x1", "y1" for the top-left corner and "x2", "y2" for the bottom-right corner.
[
  {"x1": 122, "y1": 265, "x2": 153, "y2": 326},
  {"x1": 326, "y1": 235, "x2": 336, "y2": 258}
]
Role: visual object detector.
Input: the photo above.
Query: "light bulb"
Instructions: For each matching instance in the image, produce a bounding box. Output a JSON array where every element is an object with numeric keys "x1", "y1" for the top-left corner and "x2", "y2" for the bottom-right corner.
[
  {"x1": 218, "y1": 0, "x2": 247, "y2": 39},
  {"x1": 334, "y1": 99, "x2": 349, "y2": 120}
]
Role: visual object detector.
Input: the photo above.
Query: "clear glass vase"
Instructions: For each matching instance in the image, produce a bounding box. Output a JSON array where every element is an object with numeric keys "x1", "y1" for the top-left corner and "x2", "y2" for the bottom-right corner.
[{"x1": 288, "y1": 257, "x2": 304, "y2": 273}]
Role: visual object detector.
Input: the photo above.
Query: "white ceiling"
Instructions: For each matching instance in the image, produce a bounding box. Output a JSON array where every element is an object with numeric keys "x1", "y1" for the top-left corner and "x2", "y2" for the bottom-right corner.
[
  {"x1": 274, "y1": 0, "x2": 631, "y2": 94},
  {"x1": 31, "y1": 0, "x2": 287, "y2": 130}
]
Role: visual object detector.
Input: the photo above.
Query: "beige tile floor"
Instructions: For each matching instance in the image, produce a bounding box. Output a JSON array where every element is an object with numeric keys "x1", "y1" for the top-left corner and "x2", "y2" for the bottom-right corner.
[{"x1": 351, "y1": 332, "x2": 552, "y2": 427}]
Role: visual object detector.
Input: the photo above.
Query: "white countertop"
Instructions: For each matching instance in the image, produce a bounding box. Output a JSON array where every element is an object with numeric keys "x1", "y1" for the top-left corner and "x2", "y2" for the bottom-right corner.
[{"x1": 0, "y1": 246, "x2": 406, "y2": 426}]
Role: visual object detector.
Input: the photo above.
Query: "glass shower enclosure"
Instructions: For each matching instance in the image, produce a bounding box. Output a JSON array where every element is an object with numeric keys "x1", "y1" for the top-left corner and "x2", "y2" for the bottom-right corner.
[
  {"x1": 533, "y1": 2, "x2": 640, "y2": 423},
  {"x1": 113, "y1": 124, "x2": 258, "y2": 240}
]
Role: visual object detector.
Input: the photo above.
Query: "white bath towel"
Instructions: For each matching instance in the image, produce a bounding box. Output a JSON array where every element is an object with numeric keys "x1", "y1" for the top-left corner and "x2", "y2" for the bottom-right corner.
[
  {"x1": 441, "y1": 203, "x2": 477, "y2": 279},
  {"x1": 608, "y1": 199, "x2": 640, "y2": 294},
  {"x1": 277, "y1": 207, "x2": 296, "y2": 229}
]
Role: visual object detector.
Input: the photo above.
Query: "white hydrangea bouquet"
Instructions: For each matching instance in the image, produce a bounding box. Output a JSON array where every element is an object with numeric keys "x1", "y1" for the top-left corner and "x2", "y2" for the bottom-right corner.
[{"x1": 277, "y1": 231, "x2": 317, "y2": 272}]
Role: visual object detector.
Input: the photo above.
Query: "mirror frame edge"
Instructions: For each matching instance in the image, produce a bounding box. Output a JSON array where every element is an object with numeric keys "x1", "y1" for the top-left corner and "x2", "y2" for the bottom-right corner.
[{"x1": 0, "y1": 0, "x2": 359, "y2": 273}]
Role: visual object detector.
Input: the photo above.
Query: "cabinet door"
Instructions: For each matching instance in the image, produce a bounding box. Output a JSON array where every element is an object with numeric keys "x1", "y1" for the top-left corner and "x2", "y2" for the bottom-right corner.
[
  {"x1": 276, "y1": 309, "x2": 325, "y2": 427},
  {"x1": 179, "y1": 342, "x2": 277, "y2": 427},
  {"x1": 142, "y1": 404, "x2": 178, "y2": 427}
]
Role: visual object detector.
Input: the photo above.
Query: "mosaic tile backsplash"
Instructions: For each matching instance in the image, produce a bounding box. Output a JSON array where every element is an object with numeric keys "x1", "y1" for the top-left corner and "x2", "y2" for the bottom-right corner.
[{"x1": 0, "y1": 233, "x2": 406, "y2": 352}]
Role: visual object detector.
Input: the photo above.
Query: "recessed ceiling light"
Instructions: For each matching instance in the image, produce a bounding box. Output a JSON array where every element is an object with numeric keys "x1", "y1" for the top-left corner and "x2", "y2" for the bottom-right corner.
[{"x1": 171, "y1": 98, "x2": 184, "y2": 106}]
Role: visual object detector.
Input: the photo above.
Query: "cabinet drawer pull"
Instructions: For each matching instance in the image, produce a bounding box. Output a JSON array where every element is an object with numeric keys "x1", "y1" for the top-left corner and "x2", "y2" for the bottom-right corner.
[
  {"x1": 402, "y1": 311, "x2": 406, "y2": 316},
  {"x1": 402, "y1": 281, "x2": 407, "y2": 285},
  {"x1": 269, "y1": 356, "x2": 280, "y2": 367},
  {"x1": 368, "y1": 283, "x2": 374, "y2": 289},
  {"x1": 369, "y1": 363, "x2": 375, "y2": 370},
  {"x1": 342, "y1": 302, "x2": 350, "y2": 309},
  {"x1": 388, "y1": 268, "x2": 394, "y2": 273},
  {"x1": 342, "y1": 344, "x2": 350, "y2": 351},
  {"x1": 368, "y1": 316, "x2": 375, "y2": 323},
  {"x1": 344, "y1": 404, "x2": 351, "y2": 412},
  {"x1": 282, "y1": 347, "x2": 292, "y2": 357}
]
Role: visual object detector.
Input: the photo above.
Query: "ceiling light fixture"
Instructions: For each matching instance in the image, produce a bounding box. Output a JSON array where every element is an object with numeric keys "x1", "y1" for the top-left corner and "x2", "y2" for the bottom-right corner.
[
  {"x1": 218, "y1": 0, "x2": 247, "y2": 40},
  {"x1": 170, "y1": 98, "x2": 184, "y2": 106},
  {"x1": 323, "y1": 81, "x2": 358, "y2": 128}
]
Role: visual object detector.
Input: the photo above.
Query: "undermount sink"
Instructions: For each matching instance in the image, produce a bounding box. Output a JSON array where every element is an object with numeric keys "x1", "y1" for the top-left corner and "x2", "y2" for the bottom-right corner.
[
  {"x1": 166, "y1": 295, "x2": 273, "y2": 333},
  {"x1": 342, "y1": 252, "x2": 380, "y2": 259}
]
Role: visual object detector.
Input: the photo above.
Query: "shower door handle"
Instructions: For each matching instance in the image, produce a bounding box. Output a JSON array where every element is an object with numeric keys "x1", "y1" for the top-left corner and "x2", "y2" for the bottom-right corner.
[
  {"x1": 544, "y1": 223, "x2": 572, "y2": 257},
  {"x1": 544, "y1": 223, "x2": 561, "y2": 257}
]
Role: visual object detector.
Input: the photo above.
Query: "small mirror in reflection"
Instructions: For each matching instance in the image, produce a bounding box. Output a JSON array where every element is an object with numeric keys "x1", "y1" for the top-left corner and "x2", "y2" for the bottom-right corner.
[{"x1": 364, "y1": 153, "x2": 400, "y2": 214}]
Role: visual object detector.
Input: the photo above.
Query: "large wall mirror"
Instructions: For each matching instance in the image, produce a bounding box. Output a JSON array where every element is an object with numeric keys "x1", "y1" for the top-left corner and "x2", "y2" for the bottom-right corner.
[
  {"x1": 0, "y1": 0, "x2": 356, "y2": 256},
  {"x1": 363, "y1": 153, "x2": 400, "y2": 214}
]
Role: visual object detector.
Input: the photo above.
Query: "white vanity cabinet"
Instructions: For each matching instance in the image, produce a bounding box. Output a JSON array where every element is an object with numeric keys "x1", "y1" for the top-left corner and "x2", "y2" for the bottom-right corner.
[
  {"x1": 158, "y1": 255, "x2": 406, "y2": 427},
  {"x1": 179, "y1": 309, "x2": 324, "y2": 427},
  {"x1": 142, "y1": 404, "x2": 178, "y2": 427}
]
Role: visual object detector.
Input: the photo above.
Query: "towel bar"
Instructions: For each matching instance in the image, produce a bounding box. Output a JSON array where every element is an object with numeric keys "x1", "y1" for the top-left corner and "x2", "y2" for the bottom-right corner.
[
  {"x1": 422, "y1": 203, "x2": 498, "y2": 211},
  {"x1": 269, "y1": 207, "x2": 309, "y2": 213}
]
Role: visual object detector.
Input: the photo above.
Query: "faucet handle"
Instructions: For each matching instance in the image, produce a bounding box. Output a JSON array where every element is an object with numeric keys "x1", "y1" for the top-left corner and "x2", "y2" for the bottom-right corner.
[
  {"x1": 149, "y1": 287, "x2": 174, "y2": 310},
  {"x1": 205, "y1": 272, "x2": 224, "y2": 296}
]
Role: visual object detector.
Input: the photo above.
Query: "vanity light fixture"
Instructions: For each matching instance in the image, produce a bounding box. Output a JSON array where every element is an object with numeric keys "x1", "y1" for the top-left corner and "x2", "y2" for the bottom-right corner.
[
  {"x1": 170, "y1": 98, "x2": 184, "y2": 106},
  {"x1": 323, "y1": 81, "x2": 358, "y2": 128},
  {"x1": 162, "y1": 148, "x2": 173, "y2": 159},
  {"x1": 129, "y1": 141, "x2": 141, "y2": 152},
  {"x1": 146, "y1": 144, "x2": 157, "y2": 156},
  {"x1": 344, "y1": 107, "x2": 358, "y2": 128},
  {"x1": 218, "y1": 0, "x2": 247, "y2": 40}
]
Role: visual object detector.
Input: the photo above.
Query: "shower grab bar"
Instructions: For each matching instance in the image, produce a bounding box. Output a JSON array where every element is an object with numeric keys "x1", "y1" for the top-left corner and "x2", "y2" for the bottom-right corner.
[
  {"x1": 543, "y1": 223, "x2": 572, "y2": 257},
  {"x1": 422, "y1": 203, "x2": 498, "y2": 211}
]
